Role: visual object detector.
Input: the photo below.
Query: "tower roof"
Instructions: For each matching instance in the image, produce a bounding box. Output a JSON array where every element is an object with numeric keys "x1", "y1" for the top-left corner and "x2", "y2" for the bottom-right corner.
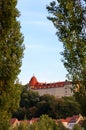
[{"x1": 29, "y1": 76, "x2": 38, "y2": 86}]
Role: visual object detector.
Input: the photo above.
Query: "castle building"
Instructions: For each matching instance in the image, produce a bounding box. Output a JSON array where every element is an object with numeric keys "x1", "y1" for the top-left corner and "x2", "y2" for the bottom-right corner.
[{"x1": 28, "y1": 76, "x2": 73, "y2": 98}]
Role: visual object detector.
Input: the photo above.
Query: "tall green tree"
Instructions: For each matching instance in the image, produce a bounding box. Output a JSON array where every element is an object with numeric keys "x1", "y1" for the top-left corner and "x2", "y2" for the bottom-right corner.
[
  {"x1": 0, "y1": 0, "x2": 24, "y2": 128},
  {"x1": 30, "y1": 115, "x2": 59, "y2": 130},
  {"x1": 47, "y1": 0, "x2": 86, "y2": 116}
]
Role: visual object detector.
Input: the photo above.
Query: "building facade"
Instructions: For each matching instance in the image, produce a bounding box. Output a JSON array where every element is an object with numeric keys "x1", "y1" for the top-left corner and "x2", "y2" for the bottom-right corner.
[{"x1": 28, "y1": 76, "x2": 73, "y2": 98}]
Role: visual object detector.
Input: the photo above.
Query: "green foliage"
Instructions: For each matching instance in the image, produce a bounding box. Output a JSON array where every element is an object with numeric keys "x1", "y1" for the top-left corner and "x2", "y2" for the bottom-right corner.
[
  {"x1": 0, "y1": 0, "x2": 24, "y2": 128},
  {"x1": 11, "y1": 115, "x2": 70, "y2": 130},
  {"x1": 30, "y1": 115, "x2": 59, "y2": 130},
  {"x1": 13, "y1": 88, "x2": 80, "y2": 120},
  {"x1": 81, "y1": 118, "x2": 86, "y2": 129},
  {"x1": 61, "y1": 96, "x2": 81, "y2": 117},
  {"x1": 13, "y1": 89, "x2": 40, "y2": 119},
  {"x1": 16, "y1": 121, "x2": 29, "y2": 130},
  {"x1": 73, "y1": 124, "x2": 82, "y2": 130},
  {"x1": 37, "y1": 94, "x2": 56, "y2": 118},
  {"x1": 0, "y1": 113, "x2": 10, "y2": 130},
  {"x1": 20, "y1": 89, "x2": 39, "y2": 108},
  {"x1": 47, "y1": 0, "x2": 86, "y2": 116},
  {"x1": 37, "y1": 94, "x2": 80, "y2": 119},
  {"x1": 12, "y1": 115, "x2": 59, "y2": 130}
]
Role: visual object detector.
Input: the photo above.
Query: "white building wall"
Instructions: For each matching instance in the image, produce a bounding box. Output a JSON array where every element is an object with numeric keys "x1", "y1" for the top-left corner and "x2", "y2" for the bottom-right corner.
[{"x1": 31, "y1": 84, "x2": 72, "y2": 98}]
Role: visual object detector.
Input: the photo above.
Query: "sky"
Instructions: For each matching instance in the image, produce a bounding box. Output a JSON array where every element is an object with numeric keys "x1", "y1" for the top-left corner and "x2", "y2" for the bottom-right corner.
[{"x1": 17, "y1": 0, "x2": 67, "y2": 85}]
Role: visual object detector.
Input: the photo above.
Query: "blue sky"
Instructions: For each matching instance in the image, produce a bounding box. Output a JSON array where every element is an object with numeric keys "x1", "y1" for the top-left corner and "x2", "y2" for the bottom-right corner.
[{"x1": 17, "y1": 0, "x2": 67, "y2": 85}]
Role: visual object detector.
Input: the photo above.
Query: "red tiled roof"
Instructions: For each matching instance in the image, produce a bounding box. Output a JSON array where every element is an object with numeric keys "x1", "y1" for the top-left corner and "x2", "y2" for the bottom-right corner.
[
  {"x1": 29, "y1": 76, "x2": 38, "y2": 86},
  {"x1": 29, "y1": 76, "x2": 71, "y2": 89},
  {"x1": 31, "y1": 118, "x2": 39, "y2": 123},
  {"x1": 61, "y1": 119, "x2": 67, "y2": 122},
  {"x1": 61, "y1": 115, "x2": 80, "y2": 123},
  {"x1": 56, "y1": 115, "x2": 82, "y2": 124},
  {"x1": 65, "y1": 117, "x2": 72, "y2": 122},
  {"x1": 10, "y1": 118, "x2": 18, "y2": 124},
  {"x1": 34, "y1": 82, "x2": 65, "y2": 89},
  {"x1": 69, "y1": 115, "x2": 79, "y2": 123}
]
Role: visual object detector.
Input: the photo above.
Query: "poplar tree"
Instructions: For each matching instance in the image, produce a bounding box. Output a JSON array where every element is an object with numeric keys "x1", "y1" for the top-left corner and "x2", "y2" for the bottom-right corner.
[
  {"x1": 47, "y1": 0, "x2": 86, "y2": 116},
  {"x1": 0, "y1": 0, "x2": 24, "y2": 128}
]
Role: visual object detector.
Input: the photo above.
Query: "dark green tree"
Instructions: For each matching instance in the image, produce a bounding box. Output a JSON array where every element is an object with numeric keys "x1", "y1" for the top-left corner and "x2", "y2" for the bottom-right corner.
[
  {"x1": 36, "y1": 94, "x2": 80, "y2": 119},
  {"x1": 13, "y1": 89, "x2": 40, "y2": 120},
  {"x1": 47, "y1": 0, "x2": 86, "y2": 116},
  {"x1": 61, "y1": 96, "x2": 80, "y2": 118},
  {"x1": 38, "y1": 94, "x2": 58, "y2": 118},
  {"x1": 20, "y1": 89, "x2": 40, "y2": 108},
  {"x1": 0, "y1": 0, "x2": 24, "y2": 128}
]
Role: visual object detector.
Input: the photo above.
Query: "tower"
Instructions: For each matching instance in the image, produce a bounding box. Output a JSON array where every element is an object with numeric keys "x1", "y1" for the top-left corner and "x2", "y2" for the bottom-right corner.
[{"x1": 29, "y1": 76, "x2": 38, "y2": 88}]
